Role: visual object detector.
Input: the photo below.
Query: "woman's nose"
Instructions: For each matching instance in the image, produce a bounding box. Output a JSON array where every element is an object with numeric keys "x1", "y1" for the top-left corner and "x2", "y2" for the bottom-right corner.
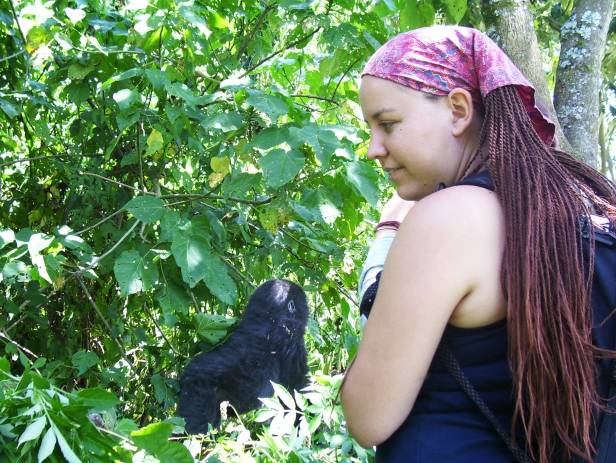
[{"x1": 366, "y1": 134, "x2": 386, "y2": 160}]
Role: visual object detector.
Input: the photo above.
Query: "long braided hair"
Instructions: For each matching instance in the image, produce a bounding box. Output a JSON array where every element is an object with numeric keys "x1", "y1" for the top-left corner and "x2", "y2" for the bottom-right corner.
[{"x1": 468, "y1": 85, "x2": 616, "y2": 463}]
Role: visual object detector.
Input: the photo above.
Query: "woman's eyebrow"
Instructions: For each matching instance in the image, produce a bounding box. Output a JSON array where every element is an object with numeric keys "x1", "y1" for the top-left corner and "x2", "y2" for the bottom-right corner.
[{"x1": 371, "y1": 108, "x2": 396, "y2": 119}]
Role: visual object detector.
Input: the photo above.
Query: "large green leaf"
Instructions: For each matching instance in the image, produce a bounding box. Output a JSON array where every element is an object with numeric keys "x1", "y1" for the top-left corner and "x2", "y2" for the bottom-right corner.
[
  {"x1": 259, "y1": 149, "x2": 305, "y2": 188},
  {"x1": 400, "y1": 0, "x2": 435, "y2": 30},
  {"x1": 124, "y1": 196, "x2": 165, "y2": 223},
  {"x1": 170, "y1": 233, "x2": 211, "y2": 288},
  {"x1": 131, "y1": 422, "x2": 173, "y2": 454},
  {"x1": 246, "y1": 91, "x2": 289, "y2": 123},
  {"x1": 76, "y1": 388, "x2": 120, "y2": 410},
  {"x1": 114, "y1": 250, "x2": 159, "y2": 295},
  {"x1": 346, "y1": 161, "x2": 380, "y2": 206}
]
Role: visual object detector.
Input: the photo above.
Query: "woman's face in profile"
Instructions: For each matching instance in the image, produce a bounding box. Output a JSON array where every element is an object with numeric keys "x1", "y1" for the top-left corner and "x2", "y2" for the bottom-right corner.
[{"x1": 360, "y1": 76, "x2": 464, "y2": 200}]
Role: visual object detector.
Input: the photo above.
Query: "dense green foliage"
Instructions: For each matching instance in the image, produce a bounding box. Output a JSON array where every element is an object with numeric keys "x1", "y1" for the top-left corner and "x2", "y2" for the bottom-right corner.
[{"x1": 1, "y1": 0, "x2": 614, "y2": 461}]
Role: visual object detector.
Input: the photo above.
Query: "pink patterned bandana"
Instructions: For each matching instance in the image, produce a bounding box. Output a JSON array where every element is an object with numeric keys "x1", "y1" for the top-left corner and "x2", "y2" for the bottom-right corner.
[{"x1": 362, "y1": 26, "x2": 555, "y2": 146}]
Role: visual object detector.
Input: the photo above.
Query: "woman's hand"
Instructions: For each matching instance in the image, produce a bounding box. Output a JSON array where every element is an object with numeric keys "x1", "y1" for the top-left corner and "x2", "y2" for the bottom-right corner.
[{"x1": 380, "y1": 192, "x2": 416, "y2": 223}]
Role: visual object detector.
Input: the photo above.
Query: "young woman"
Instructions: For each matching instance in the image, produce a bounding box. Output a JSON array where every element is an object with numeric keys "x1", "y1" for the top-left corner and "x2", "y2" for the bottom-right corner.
[{"x1": 341, "y1": 25, "x2": 616, "y2": 463}]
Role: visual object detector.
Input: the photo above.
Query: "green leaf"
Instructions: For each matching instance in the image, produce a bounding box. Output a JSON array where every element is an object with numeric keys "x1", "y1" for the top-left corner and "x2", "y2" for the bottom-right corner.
[
  {"x1": 246, "y1": 92, "x2": 289, "y2": 123},
  {"x1": 65, "y1": 8, "x2": 86, "y2": 24},
  {"x1": 201, "y1": 112, "x2": 244, "y2": 132},
  {"x1": 145, "y1": 69, "x2": 170, "y2": 89},
  {"x1": 112, "y1": 88, "x2": 139, "y2": 111},
  {"x1": 37, "y1": 427, "x2": 56, "y2": 462},
  {"x1": 195, "y1": 313, "x2": 235, "y2": 344},
  {"x1": 0, "y1": 357, "x2": 10, "y2": 373},
  {"x1": 52, "y1": 425, "x2": 81, "y2": 463},
  {"x1": 114, "y1": 249, "x2": 159, "y2": 295},
  {"x1": 153, "y1": 441, "x2": 194, "y2": 463},
  {"x1": 0, "y1": 99, "x2": 19, "y2": 118},
  {"x1": 68, "y1": 64, "x2": 95, "y2": 81},
  {"x1": 346, "y1": 161, "x2": 380, "y2": 206},
  {"x1": 444, "y1": 0, "x2": 467, "y2": 23},
  {"x1": 151, "y1": 374, "x2": 174, "y2": 406},
  {"x1": 124, "y1": 196, "x2": 165, "y2": 223},
  {"x1": 131, "y1": 422, "x2": 173, "y2": 453},
  {"x1": 171, "y1": 233, "x2": 211, "y2": 288},
  {"x1": 18, "y1": 416, "x2": 46, "y2": 445},
  {"x1": 251, "y1": 127, "x2": 289, "y2": 150},
  {"x1": 157, "y1": 281, "x2": 191, "y2": 326},
  {"x1": 400, "y1": 0, "x2": 435, "y2": 31},
  {"x1": 202, "y1": 256, "x2": 237, "y2": 305},
  {"x1": 271, "y1": 382, "x2": 296, "y2": 410},
  {"x1": 71, "y1": 350, "x2": 100, "y2": 375},
  {"x1": 259, "y1": 149, "x2": 305, "y2": 188},
  {"x1": 76, "y1": 388, "x2": 120, "y2": 410},
  {"x1": 102, "y1": 68, "x2": 144, "y2": 89}
]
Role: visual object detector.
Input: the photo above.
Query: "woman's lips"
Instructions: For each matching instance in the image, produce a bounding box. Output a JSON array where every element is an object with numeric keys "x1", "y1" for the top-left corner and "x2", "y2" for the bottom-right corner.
[{"x1": 384, "y1": 167, "x2": 402, "y2": 180}]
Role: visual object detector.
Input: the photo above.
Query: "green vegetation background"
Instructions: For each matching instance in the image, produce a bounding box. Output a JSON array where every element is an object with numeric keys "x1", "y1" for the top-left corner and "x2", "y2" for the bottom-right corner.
[{"x1": 1, "y1": 0, "x2": 614, "y2": 461}]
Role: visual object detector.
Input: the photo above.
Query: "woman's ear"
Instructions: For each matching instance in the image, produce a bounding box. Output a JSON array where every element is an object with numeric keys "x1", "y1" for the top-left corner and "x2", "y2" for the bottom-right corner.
[{"x1": 447, "y1": 88, "x2": 474, "y2": 137}]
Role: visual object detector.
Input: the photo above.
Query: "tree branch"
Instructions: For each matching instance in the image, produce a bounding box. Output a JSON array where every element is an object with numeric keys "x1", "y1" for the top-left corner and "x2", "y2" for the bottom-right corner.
[{"x1": 240, "y1": 27, "x2": 321, "y2": 77}]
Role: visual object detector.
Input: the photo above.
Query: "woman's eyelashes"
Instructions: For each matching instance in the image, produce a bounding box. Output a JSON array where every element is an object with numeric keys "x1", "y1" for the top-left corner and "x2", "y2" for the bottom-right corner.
[{"x1": 379, "y1": 121, "x2": 395, "y2": 133}]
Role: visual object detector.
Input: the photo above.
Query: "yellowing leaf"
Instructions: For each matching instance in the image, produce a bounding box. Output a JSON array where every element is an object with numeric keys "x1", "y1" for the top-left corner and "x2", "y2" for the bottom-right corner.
[
  {"x1": 26, "y1": 26, "x2": 51, "y2": 54},
  {"x1": 210, "y1": 156, "x2": 230, "y2": 175},
  {"x1": 208, "y1": 172, "x2": 225, "y2": 188},
  {"x1": 146, "y1": 129, "x2": 164, "y2": 156}
]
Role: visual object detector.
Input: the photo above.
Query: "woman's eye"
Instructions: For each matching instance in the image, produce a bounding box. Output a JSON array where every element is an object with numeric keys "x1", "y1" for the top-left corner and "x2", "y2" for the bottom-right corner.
[{"x1": 380, "y1": 122, "x2": 394, "y2": 132}]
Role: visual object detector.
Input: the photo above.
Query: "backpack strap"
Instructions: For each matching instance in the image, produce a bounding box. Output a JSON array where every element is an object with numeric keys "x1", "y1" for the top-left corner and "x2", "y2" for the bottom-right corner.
[
  {"x1": 595, "y1": 365, "x2": 616, "y2": 463},
  {"x1": 436, "y1": 341, "x2": 533, "y2": 463}
]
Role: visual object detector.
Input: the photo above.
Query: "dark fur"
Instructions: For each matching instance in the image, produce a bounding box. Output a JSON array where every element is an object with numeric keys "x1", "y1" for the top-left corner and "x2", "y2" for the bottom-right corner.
[{"x1": 178, "y1": 279, "x2": 309, "y2": 434}]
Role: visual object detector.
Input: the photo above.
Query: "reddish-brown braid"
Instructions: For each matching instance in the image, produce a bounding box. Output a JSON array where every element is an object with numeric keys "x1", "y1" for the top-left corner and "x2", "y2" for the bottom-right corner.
[{"x1": 470, "y1": 85, "x2": 616, "y2": 463}]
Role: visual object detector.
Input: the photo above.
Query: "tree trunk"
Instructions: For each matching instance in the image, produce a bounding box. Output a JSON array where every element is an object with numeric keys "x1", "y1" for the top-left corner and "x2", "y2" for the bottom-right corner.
[
  {"x1": 554, "y1": 0, "x2": 614, "y2": 167},
  {"x1": 481, "y1": 0, "x2": 573, "y2": 153}
]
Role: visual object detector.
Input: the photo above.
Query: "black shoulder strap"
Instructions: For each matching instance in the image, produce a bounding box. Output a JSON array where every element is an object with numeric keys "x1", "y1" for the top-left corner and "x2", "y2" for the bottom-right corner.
[
  {"x1": 436, "y1": 341, "x2": 533, "y2": 463},
  {"x1": 454, "y1": 171, "x2": 495, "y2": 191}
]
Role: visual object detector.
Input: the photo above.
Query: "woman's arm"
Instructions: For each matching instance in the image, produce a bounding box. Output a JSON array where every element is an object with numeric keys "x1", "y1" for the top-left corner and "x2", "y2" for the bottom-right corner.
[{"x1": 341, "y1": 186, "x2": 502, "y2": 447}]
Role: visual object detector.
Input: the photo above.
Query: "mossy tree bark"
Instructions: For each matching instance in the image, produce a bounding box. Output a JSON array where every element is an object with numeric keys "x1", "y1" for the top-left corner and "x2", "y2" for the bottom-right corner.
[{"x1": 554, "y1": 0, "x2": 614, "y2": 167}]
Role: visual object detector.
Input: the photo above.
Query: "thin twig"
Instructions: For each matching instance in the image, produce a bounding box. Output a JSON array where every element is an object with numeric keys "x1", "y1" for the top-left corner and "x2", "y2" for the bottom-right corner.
[
  {"x1": 8, "y1": 0, "x2": 28, "y2": 50},
  {"x1": 290, "y1": 94, "x2": 338, "y2": 104},
  {"x1": 80, "y1": 171, "x2": 142, "y2": 192},
  {"x1": 74, "y1": 220, "x2": 139, "y2": 275},
  {"x1": 0, "y1": 331, "x2": 38, "y2": 359},
  {"x1": 5, "y1": 311, "x2": 27, "y2": 333},
  {"x1": 235, "y1": 3, "x2": 277, "y2": 60},
  {"x1": 0, "y1": 153, "x2": 102, "y2": 168},
  {"x1": 75, "y1": 208, "x2": 125, "y2": 236},
  {"x1": 330, "y1": 56, "x2": 361, "y2": 101},
  {"x1": 79, "y1": 171, "x2": 274, "y2": 205},
  {"x1": 77, "y1": 275, "x2": 133, "y2": 368},
  {"x1": 0, "y1": 49, "x2": 26, "y2": 63},
  {"x1": 240, "y1": 27, "x2": 321, "y2": 77},
  {"x1": 221, "y1": 256, "x2": 256, "y2": 288},
  {"x1": 143, "y1": 303, "x2": 182, "y2": 357}
]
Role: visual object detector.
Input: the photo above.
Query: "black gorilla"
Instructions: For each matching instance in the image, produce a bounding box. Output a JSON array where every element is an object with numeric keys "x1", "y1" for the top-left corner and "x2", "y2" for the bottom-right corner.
[{"x1": 178, "y1": 279, "x2": 309, "y2": 434}]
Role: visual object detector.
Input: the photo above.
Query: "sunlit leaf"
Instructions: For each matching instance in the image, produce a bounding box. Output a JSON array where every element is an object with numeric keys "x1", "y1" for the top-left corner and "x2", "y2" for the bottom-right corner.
[
  {"x1": 124, "y1": 196, "x2": 165, "y2": 223},
  {"x1": 114, "y1": 249, "x2": 159, "y2": 295},
  {"x1": 18, "y1": 416, "x2": 46, "y2": 445},
  {"x1": 260, "y1": 149, "x2": 305, "y2": 188}
]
